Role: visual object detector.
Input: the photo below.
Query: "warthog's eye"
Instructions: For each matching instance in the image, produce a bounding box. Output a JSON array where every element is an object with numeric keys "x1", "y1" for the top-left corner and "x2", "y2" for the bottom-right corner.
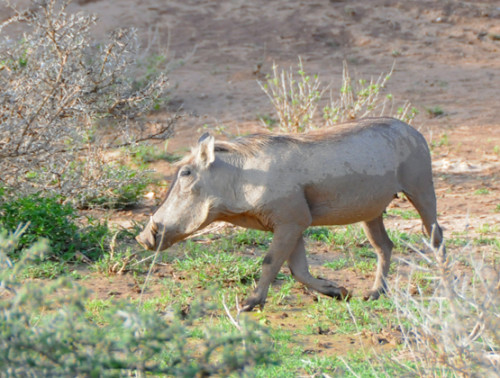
[{"x1": 180, "y1": 168, "x2": 191, "y2": 177}]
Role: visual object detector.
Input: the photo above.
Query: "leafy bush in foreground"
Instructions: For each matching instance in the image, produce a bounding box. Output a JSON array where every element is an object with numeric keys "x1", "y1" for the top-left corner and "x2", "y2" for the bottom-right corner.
[{"x1": 0, "y1": 227, "x2": 274, "y2": 376}]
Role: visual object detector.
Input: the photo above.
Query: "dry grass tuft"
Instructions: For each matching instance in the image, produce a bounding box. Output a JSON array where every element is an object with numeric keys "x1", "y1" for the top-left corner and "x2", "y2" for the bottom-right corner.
[
  {"x1": 259, "y1": 58, "x2": 417, "y2": 134},
  {"x1": 390, "y1": 239, "x2": 500, "y2": 376}
]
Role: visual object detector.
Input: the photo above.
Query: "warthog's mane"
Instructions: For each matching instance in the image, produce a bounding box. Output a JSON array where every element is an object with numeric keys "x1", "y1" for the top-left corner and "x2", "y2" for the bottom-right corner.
[
  {"x1": 212, "y1": 117, "x2": 396, "y2": 158},
  {"x1": 175, "y1": 117, "x2": 397, "y2": 166}
]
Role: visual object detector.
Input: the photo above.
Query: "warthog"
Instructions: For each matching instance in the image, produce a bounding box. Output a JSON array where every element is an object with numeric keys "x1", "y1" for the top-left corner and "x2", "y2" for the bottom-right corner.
[{"x1": 137, "y1": 117, "x2": 444, "y2": 311}]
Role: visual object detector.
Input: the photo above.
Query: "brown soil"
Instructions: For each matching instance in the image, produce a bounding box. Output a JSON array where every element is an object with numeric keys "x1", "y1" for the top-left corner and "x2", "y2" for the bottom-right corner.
[{"x1": 4, "y1": 0, "x2": 500, "y2": 359}]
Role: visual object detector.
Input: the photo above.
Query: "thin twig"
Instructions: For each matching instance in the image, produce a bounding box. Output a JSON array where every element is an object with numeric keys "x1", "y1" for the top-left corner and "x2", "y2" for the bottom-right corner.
[
  {"x1": 130, "y1": 253, "x2": 155, "y2": 267},
  {"x1": 139, "y1": 222, "x2": 168, "y2": 304},
  {"x1": 222, "y1": 295, "x2": 241, "y2": 331}
]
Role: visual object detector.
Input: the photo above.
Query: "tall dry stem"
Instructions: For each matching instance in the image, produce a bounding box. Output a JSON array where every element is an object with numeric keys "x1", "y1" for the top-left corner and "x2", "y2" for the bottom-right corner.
[
  {"x1": 260, "y1": 59, "x2": 418, "y2": 134},
  {"x1": 323, "y1": 61, "x2": 395, "y2": 126}
]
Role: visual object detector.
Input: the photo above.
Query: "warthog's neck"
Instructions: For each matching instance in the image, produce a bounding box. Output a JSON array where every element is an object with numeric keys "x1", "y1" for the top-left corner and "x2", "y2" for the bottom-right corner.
[{"x1": 209, "y1": 156, "x2": 273, "y2": 231}]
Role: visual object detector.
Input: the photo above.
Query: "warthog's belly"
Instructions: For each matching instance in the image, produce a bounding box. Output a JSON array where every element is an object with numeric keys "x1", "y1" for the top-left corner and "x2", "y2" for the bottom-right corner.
[{"x1": 305, "y1": 170, "x2": 399, "y2": 225}]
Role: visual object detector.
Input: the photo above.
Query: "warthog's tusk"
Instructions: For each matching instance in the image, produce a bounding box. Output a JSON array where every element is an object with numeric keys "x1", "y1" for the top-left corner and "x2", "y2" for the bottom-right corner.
[{"x1": 150, "y1": 216, "x2": 158, "y2": 234}]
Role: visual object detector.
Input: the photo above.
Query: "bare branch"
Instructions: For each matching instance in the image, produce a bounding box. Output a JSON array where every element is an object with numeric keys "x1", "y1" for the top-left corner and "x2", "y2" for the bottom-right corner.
[{"x1": 222, "y1": 295, "x2": 242, "y2": 331}]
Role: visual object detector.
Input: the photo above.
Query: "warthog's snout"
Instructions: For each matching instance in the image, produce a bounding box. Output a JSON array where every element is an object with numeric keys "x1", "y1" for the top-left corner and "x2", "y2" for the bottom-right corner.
[
  {"x1": 136, "y1": 217, "x2": 159, "y2": 250},
  {"x1": 135, "y1": 231, "x2": 155, "y2": 250}
]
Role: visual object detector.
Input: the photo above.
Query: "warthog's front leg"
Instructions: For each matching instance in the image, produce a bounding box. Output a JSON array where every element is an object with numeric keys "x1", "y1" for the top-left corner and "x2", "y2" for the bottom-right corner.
[
  {"x1": 242, "y1": 224, "x2": 306, "y2": 311},
  {"x1": 288, "y1": 237, "x2": 349, "y2": 300}
]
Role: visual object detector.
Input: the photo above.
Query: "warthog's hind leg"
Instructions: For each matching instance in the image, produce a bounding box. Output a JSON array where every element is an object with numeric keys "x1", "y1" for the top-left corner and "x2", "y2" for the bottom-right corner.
[
  {"x1": 362, "y1": 215, "x2": 394, "y2": 300},
  {"x1": 403, "y1": 190, "x2": 445, "y2": 258},
  {"x1": 287, "y1": 237, "x2": 350, "y2": 300}
]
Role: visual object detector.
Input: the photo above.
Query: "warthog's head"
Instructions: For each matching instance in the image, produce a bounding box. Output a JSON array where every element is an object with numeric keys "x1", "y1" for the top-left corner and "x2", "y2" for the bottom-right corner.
[{"x1": 136, "y1": 134, "x2": 218, "y2": 251}]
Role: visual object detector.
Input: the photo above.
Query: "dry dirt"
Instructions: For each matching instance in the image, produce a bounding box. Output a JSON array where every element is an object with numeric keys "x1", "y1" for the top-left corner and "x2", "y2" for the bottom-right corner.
[{"x1": 3, "y1": 0, "x2": 500, "y2": 360}]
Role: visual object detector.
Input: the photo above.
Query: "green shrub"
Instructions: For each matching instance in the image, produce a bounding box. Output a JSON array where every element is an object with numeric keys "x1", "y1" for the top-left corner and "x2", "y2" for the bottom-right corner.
[
  {"x1": 0, "y1": 192, "x2": 109, "y2": 260},
  {"x1": 0, "y1": 193, "x2": 76, "y2": 258}
]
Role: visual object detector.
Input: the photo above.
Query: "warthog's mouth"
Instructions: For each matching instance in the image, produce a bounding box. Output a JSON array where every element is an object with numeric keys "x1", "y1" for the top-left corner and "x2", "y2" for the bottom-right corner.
[
  {"x1": 136, "y1": 233, "x2": 173, "y2": 251},
  {"x1": 135, "y1": 231, "x2": 156, "y2": 251},
  {"x1": 136, "y1": 219, "x2": 175, "y2": 251},
  {"x1": 136, "y1": 216, "x2": 160, "y2": 250}
]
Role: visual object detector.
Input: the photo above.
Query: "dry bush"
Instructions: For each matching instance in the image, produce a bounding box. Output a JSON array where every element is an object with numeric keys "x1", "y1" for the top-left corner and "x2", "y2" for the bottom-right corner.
[
  {"x1": 390, "y1": 240, "x2": 500, "y2": 376},
  {"x1": 323, "y1": 61, "x2": 416, "y2": 126},
  {"x1": 258, "y1": 58, "x2": 323, "y2": 133},
  {"x1": 259, "y1": 59, "x2": 417, "y2": 133},
  {"x1": 0, "y1": 0, "x2": 174, "y2": 206}
]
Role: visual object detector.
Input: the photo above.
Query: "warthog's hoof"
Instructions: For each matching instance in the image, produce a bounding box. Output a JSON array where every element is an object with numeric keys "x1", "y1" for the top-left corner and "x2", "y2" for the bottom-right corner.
[
  {"x1": 337, "y1": 286, "x2": 351, "y2": 301},
  {"x1": 363, "y1": 288, "x2": 386, "y2": 301},
  {"x1": 241, "y1": 296, "x2": 266, "y2": 312},
  {"x1": 325, "y1": 286, "x2": 351, "y2": 301}
]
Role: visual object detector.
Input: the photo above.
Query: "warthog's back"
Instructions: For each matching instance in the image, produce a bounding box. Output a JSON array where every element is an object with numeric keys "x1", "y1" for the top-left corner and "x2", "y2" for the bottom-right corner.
[{"x1": 221, "y1": 117, "x2": 432, "y2": 226}]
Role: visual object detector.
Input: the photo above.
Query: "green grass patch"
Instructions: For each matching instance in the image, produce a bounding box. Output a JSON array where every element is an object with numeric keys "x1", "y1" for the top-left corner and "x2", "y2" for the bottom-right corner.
[
  {"x1": 474, "y1": 188, "x2": 490, "y2": 195},
  {"x1": 174, "y1": 249, "x2": 262, "y2": 288},
  {"x1": 324, "y1": 258, "x2": 350, "y2": 271},
  {"x1": 305, "y1": 225, "x2": 368, "y2": 250},
  {"x1": 129, "y1": 144, "x2": 182, "y2": 165},
  {"x1": 313, "y1": 297, "x2": 396, "y2": 333},
  {"x1": 385, "y1": 208, "x2": 419, "y2": 220},
  {"x1": 473, "y1": 237, "x2": 500, "y2": 251},
  {"x1": 477, "y1": 223, "x2": 500, "y2": 235},
  {"x1": 231, "y1": 228, "x2": 272, "y2": 247},
  {"x1": 427, "y1": 106, "x2": 445, "y2": 118},
  {"x1": 22, "y1": 260, "x2": 69, "y2": 279},
  {"x1": 268, "y1": 280, "x2": 297, "y2": 307},
  {"x1": 351, "y1": 259, "x2": 377, "y2": 274},
  {"x1": 387, "y1": 229, "x2": 422, "y2": 252},
  {"x1": 304, "y1": 226, "x2": 335, "y2": 243}
]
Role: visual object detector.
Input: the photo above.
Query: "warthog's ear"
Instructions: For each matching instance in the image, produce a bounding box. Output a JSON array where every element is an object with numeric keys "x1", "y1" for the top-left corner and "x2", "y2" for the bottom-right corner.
[
  {"x1": 198, "y1": 132, "x2": 210, "y2": 143},
  {"x1": 196, "y1": 133, "x2": 215, "y2": 168}
]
